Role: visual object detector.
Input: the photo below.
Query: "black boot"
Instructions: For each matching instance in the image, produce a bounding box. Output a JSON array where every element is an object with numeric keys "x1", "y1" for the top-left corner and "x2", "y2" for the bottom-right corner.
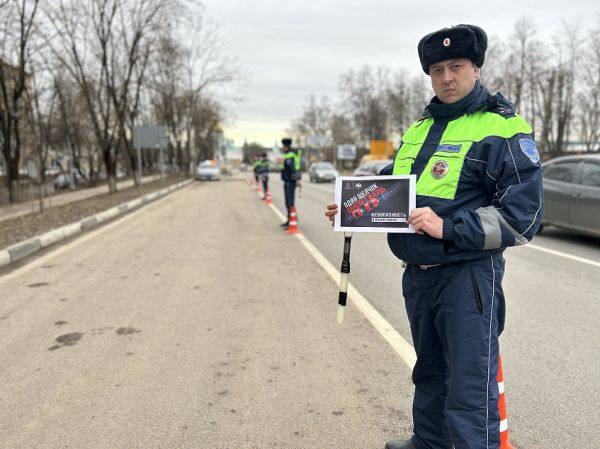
[
  {"x1": 385, "y1": 439, "x2": 415, "y2": 449},
  {"x1": 280, "y1": 221, "x2": 289, "y2": 227}
]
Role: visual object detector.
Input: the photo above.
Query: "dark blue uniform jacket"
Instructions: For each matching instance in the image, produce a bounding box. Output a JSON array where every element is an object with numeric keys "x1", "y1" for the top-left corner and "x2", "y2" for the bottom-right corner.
[{"x1": 382, "y1": 82, "x2": 544, "y2": 265}]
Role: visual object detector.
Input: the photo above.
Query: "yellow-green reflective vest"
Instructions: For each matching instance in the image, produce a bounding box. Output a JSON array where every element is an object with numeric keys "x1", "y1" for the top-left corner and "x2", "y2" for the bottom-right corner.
[
  {"x1": 392, "y1": 112, "x2": 532, "y2": 200},
  {"x1": 281, "y1": 149, "x2": 302, "y2": 171}
]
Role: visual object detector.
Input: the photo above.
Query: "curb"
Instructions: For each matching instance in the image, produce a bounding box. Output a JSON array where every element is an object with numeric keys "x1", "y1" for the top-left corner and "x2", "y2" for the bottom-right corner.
[{"x1": 0, "y1": 179, "x2": 194, "y2": 269}]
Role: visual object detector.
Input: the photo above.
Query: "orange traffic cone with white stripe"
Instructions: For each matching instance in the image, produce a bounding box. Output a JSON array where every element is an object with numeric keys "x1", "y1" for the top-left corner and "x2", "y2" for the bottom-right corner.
[
  {"x1": 287, "y1": 207, "x2": 299, "y2": 234},
  {"x1": 255, "y1": 181, "x2": 261, "y2": 193},
  {"x1": 264, "y1": 188, "x2": 272, "y2": 205},
  {"x1": 497, "y1": 355, "x2": 514, "y2": 449}
]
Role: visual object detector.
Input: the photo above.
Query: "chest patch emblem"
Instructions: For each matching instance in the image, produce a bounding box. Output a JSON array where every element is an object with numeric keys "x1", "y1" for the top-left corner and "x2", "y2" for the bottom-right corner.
[{"x1": 431, "y1": 160, "x2": 449, "y2": 179}]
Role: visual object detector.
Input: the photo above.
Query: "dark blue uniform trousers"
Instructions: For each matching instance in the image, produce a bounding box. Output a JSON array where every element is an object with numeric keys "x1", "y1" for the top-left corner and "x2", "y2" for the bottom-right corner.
[
  {"x1": 283, "y1": 181, "x2": 296, "y2": 221},
  {"x1": 402, "y1": 254, "x2": 505, "y2": 449}
]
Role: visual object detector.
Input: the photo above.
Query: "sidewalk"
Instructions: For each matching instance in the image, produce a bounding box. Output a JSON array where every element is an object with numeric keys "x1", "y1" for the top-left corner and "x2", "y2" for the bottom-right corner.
[{"x1": 0, "y1": 175, "x2": 156, "y2": 223}]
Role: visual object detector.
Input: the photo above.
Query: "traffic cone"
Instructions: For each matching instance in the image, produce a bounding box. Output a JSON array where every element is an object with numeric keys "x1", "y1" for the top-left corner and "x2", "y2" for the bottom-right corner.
[
  {"x1": 264, "y1": 189, "x2": 272, "y2": 205},
  {"x1": 287, "y1": 207, "x2": 299, "y2": 234},
  {"x1": 497, "y1": 355, "x2": 515, "y2": 449}
]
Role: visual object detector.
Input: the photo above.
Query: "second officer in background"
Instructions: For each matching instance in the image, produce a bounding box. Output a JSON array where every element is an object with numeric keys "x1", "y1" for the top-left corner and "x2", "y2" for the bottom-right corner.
[
  {"x1": 257, "y1": 153, "x2": 270, "y2": 200},
  {"x1": 280, "y1": 138, "x2": 302, "y2": 228}
]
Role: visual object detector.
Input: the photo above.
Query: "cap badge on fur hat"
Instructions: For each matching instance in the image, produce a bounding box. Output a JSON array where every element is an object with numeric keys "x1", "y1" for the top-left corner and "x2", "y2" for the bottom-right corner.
[{"x1": 443, "y1": 38, "x2": 450, "y2": 47}]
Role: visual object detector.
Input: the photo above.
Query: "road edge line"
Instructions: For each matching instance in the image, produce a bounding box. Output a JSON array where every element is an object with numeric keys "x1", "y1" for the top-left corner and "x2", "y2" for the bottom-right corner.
[
  {"x1": 524, "y1": 243, "x2": 600, "y2": 269},
  {"x1": 267, "y1": 201, "x2": 417, "y2": 370}
]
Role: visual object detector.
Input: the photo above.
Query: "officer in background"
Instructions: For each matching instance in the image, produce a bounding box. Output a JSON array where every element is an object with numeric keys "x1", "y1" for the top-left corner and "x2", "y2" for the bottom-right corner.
[
  {"x1": 280, "y1": 138, "x2": 302, "y2": 227},
  {"x1": 257, "y1": 153, "x2": 270, "y2": 199},
  {"x1": 252, "y1": 155, "x2": 261, "y2": 188},
  {"x1": 325, "y1": 24, "x2": 543, "y2": 449}
]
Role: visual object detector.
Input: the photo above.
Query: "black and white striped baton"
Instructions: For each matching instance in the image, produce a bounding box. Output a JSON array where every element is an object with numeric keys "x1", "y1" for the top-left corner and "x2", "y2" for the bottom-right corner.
[{"x1": 337, "y1": 232, "x2": 353, "y2": 325}]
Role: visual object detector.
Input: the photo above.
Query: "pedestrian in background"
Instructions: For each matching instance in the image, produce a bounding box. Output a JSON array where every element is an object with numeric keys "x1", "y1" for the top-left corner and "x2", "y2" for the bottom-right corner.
[
  {"x1": 325, "y1": 24, "x2": 543, "y2": 449},
  {"x1": 280, "y1": 138, "x2": 302, "y2": 228}
]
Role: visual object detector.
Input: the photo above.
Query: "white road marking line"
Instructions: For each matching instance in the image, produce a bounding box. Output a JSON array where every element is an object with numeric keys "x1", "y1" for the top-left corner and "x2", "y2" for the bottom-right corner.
[
  {"x1": 268, "y1": 201, "x2": 417, "y2": 369},
  {"x1": 524, "y1": 243, "x2": 600, "y2": 269}
]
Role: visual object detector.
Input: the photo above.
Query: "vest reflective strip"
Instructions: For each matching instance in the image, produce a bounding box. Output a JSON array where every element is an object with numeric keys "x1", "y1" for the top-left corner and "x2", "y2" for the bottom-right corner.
[
  {"x1": 393, "y1": 112, "x2": 532, "y2": 200},
  {"x1": 282, "y1": 151, "x2": 301, "y2": 171},
  {"x1": 281, "y1": 152, "x2": 294, "y2": 169},
  {"x1": 392, "y1": 119, "x2": 434, "y2": 175}
]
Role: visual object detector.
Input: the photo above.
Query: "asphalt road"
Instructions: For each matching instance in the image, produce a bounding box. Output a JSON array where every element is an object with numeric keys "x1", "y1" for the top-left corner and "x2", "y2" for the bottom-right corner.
[
  {"x1": 0, "y1": 177, "x2": 415, "y2": 449},
  {"x1": 1, "y1": 173, "x2": 598, "y2": 449},
  {"x1": 268, "y1": 175, "x2": 600, "y2": 449}
]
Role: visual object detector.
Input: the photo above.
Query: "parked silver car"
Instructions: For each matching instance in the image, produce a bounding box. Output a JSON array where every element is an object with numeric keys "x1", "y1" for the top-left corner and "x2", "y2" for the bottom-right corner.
[
  {"x1": 352, "y1": 160, "x2": 393, "y2": 177},
  {"x1": 196, "y1": 161, "x2": 221, "y2": 181},
  {"x1": 541, "y1": 154, "x2": 600, "y2": 238},
  {"x1": 308, "y1": 162, "x2": 338, "y2": 183}
]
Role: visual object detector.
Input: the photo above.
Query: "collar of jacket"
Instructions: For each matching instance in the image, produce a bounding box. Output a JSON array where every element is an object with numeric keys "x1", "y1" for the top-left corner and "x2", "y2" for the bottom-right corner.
[{"x1": 422, "y1": 80, "x2": 492, "y2": 120}]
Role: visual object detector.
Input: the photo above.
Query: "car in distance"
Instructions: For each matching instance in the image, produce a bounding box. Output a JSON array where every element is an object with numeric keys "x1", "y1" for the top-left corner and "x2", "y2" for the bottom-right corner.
[
  {"x1": 352, "y1": 159, "x2": 393, "y2": 177},
  {"x1": 196, "y1": 160, "x2": 221, "y2": 181},
  {"x1": 308, "y1": 161, "x2": 338, "y2": 183},
  {"x1": 541, "y1": 154, "x2": 600, "y2": 238}
]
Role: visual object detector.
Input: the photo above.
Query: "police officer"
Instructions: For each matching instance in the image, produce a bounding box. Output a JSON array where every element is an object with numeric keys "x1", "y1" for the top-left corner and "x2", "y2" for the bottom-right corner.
[
  {"x1": 257, "y1": 153, "x2": 270, "y2": 199},
  {"x1": 280, "y1": 138, "x2": 302, "y2": 227},
  {"x1": 325, "y1": 24, "x2": 543, "y2": 449},
  {"x1": 252, "y1": 155, "x2": 261, "y2": 188}
]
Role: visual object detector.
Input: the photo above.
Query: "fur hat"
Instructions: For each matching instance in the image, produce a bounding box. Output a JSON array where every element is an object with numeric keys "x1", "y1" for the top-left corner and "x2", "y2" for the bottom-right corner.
[
  {"x1": 418, "y1": 24, "x2": 487, "y2": 75},
  {"x1": 281, "y1": 138, "x2": 292, "y2": 146}
]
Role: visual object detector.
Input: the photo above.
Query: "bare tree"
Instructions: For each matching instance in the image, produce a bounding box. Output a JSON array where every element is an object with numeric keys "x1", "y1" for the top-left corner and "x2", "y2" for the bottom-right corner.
[
  {"x1": 106, "y1": 0, "x2": 167, "y2": 185},
  {"x1": 192, "y1": 96, "x2": 223, "y2": 163},
  {"x1": 44, "y1": 0, "x2": 122, "y2": 192},
  {"x1": 531, "y1": 22, "x2": 581, "y2": 157},
  {"x1": 339, "y1": 65, "x2": 391, "y2": 143},
  {"x1": 54, "y1": 72, "x2": 96, "y2": 182},
  {"x1": 23, "y1": 56, "x2": 58, "y2": 212},
  {"x1": 577, "y1": 23, "x2": 600, "y2": 152},
  {"x1": 150, "y1": 8, "x2": 238, "y2": 174},
  {"x1": 330, "y1": 113, "x2": 355, "y2": 146},
  {"x1": 387, "y1": 70, "x2": 430, "y2": 137},
  {"x1": 0, "y1": 0, "x2": 40, "y2": 203},
  {"x1": 290, "y1": 95, "x2": 331, "y2": 147}
]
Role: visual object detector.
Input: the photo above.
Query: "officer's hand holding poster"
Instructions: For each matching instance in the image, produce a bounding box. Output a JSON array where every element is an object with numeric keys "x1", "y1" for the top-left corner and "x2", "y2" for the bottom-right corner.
[{"x1": 334, "y1": 175, "x2": 416, "y2": 233}]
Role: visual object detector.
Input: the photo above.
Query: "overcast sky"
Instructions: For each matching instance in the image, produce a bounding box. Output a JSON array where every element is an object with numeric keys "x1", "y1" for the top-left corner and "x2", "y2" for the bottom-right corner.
[{"x1": 202, "y1": 0, "x2": 599, "y2": 148}]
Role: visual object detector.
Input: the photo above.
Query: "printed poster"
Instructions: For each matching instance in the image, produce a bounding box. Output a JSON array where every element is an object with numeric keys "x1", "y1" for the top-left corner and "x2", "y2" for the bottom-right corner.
[{"x1": 334, "y1": 175, "x2": 416, "y2": 233}]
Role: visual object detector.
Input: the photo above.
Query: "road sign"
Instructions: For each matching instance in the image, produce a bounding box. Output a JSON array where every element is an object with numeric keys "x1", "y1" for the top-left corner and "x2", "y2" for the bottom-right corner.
[
  {"x1": 308, "y1": 135, "x2": 327, "y2": 147},
  {"x1": 337, "y1": 144, "x2": 356, "y2": 160},
  {"x1": 132, "y1": 126, "x2": 168, "y2": 150}
]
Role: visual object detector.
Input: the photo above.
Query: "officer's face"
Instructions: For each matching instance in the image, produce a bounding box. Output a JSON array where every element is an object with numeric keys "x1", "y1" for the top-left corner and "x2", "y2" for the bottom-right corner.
[{"x1": 429, "y1": 58, "x2": 480, "y2": 104}]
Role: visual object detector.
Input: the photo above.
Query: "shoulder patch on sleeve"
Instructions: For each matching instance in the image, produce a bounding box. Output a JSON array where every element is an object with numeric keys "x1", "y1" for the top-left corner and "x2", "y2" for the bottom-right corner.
[{"x1": 519, "y1": 138, "x2": 539, "y2": 163}]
